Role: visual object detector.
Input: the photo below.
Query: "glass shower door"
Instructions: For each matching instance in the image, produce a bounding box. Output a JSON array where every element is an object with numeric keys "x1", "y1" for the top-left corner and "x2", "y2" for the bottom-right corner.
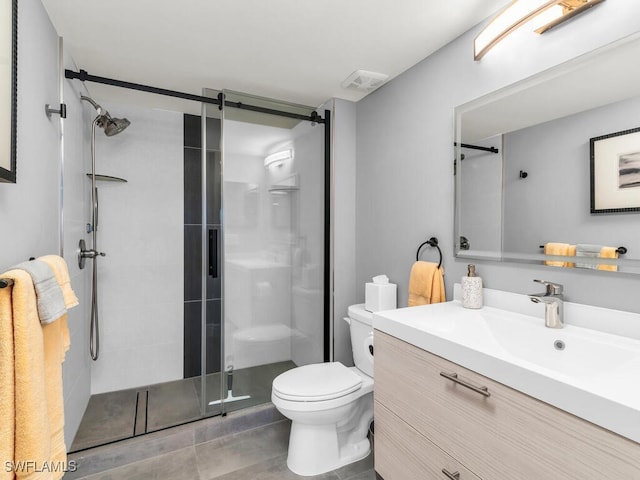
[
  {"x1": 207, "y1": 90, "x2": 326, "y2": 413},
  {"x1": 194, "y1": 90, "x2": 226, "y2": 416},
  {"x1": 69, "y1": 87, "x2": 327, "y2": 451}
]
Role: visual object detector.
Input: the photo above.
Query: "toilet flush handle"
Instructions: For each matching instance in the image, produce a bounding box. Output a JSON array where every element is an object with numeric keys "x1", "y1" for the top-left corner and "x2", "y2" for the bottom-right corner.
[
  {"x1": 343, "y1": 317, "x2": 351, "y2": 325},
  {"x1": 365, "y1": 334, "x2": 374, "y2": 357}
]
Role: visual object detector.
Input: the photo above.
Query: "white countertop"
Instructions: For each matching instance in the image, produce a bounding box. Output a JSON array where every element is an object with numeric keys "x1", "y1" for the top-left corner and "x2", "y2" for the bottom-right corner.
[{"x1": 373, "y1": 286, "x2": 640, "y2": 444}]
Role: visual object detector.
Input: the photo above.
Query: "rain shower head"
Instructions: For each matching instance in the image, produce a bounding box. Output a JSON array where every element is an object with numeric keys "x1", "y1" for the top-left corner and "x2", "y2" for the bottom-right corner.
[
  {"x1": 97, "y1": 115, "x2": 131, "y2": 136},
  {"x1": 81, "y1": 95, "x2": 130, "y2": 136}
]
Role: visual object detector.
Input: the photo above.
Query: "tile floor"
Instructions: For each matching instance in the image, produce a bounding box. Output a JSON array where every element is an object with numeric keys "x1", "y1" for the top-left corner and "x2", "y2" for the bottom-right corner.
[
  {"x1": 71, "y1": 361, "x2": 295, "y2": 452},
  {"x1": 75, "y1": 421, "x2": 377, "y2": 480}
]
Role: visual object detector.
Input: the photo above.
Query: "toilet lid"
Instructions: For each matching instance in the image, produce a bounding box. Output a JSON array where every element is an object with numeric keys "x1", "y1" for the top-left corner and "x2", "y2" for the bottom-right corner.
[{"x1": 272, "y1": 362, "x2": 362, "y2": 402}]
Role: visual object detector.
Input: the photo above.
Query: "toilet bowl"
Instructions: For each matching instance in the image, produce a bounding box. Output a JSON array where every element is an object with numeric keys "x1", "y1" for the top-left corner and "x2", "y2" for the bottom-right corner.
[{"x1": 271, "y1": 304, "x2": 374, "y2": 476}]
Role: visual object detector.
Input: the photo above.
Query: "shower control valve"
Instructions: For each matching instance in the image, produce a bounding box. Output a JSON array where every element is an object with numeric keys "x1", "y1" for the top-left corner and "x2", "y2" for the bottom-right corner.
[
  {"x1": 80, "y1": 249, "x2": 106, "y2": 259},
  {"x1": 78, "y1": 239, "x2": 106, "y2": 269}
]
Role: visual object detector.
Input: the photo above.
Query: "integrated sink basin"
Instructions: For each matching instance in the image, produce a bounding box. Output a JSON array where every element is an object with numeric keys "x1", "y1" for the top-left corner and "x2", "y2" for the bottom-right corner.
[
  {"x1": 483, "y1": 308, "x2": 639, "y2": 378},
  {"x1": 373, "y1": 285, "x2": 640, "y2": 443}
]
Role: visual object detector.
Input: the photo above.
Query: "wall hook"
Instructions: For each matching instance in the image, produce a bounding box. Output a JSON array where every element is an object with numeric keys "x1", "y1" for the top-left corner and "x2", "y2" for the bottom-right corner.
[
  {"x1": 519, "y1": 170, "x2": 528, "y2": 179},
  {"x1": 45, "y1": 103, "x2": 67, "y2": 119}
]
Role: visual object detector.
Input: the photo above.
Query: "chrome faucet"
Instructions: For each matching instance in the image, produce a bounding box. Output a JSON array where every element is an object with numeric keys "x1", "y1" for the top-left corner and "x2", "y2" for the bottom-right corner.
[{"x1": 528, "y1": 280, "x2": 564, "y2": 328}]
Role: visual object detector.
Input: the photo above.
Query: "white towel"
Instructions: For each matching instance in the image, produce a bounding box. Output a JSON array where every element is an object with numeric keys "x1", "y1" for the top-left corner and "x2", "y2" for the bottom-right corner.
[
  {"x1": 575, "y1": 244, "x2": 602, "y2": 270},
  {"x1": 13, "y1": 260, "x2": 67, "y2": 324}
]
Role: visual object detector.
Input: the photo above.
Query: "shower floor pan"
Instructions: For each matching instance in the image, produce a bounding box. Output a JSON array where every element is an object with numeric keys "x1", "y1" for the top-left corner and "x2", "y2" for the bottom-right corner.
[{"x1": 69, "y1": 360, "x2": 294, "y2": 452}]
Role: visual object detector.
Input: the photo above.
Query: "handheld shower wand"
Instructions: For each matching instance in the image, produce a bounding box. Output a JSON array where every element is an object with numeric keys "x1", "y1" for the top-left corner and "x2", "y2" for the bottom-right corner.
[{"x1": 79, "y1": 95, "x2": 130, "y2": 361}]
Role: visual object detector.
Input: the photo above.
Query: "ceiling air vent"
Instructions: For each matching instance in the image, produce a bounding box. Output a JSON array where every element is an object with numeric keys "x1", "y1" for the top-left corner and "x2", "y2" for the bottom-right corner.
[{"x1": 341, "y1": 70, "x2": 389, "y2": 92}]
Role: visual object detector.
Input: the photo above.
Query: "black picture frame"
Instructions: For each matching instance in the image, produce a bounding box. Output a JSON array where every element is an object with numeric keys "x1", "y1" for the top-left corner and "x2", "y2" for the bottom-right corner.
[
  {"x1": 590, "y1": 126, "x2": 640, "y2": 214},
  {"x1": 0, "y1": 0, "x2": 17, "y2": 183}
]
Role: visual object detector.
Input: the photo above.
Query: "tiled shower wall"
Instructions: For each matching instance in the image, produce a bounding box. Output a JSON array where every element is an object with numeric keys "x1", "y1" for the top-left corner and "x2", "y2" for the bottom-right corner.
[
  {"x1": 89, "y1": 104, "x2": 184, "y2": 394},
  {"x1": 183, "y1": 114, "x2": 223, "y2": 378}
]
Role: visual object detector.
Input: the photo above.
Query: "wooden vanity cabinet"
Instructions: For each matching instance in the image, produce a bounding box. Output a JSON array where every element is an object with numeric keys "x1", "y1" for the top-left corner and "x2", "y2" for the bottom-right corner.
[{"x1": 374, "y1": 330, "x2": 640, "y2": 480}]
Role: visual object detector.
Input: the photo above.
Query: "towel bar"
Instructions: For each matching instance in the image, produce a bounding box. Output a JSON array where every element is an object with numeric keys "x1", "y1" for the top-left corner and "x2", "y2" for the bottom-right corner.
[
  {"x1": 1, "y1": 258, "x2": 36, "y2": 288},
  {"x1": 539, "y1": 245, "x2": 627, "y2": 255},
  {"x1": 454, "y1": 142, "x2": 499, "y2": 154},
  {"x1": 416, "y1": 237, "x2": 443, "y2": 269}
]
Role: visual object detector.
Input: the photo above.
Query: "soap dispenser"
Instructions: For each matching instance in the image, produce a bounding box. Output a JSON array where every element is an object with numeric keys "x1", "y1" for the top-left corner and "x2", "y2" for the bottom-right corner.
[{"x1": 461, "y1": 264, "x2": 483, "y2": 309}]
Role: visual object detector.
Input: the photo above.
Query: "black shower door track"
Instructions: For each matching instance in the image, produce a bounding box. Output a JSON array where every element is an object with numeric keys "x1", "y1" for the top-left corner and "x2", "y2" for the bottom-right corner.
[
  {"x1": 65, "y1": 69, "x2": 326, "y2": 124},
  {"x1": 65, "y1": 68, "x2": 333, "y2": 363}
]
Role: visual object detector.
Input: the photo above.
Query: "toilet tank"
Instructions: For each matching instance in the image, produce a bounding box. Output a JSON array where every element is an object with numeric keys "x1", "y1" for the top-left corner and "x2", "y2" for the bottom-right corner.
[{"x1": 346, "y1": 304, "x2": 374, "y2": 377}]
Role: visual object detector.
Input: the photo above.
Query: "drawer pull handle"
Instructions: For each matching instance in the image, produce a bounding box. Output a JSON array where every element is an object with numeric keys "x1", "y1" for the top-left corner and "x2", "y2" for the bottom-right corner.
[
  {"x1": 442, "y1": 468, "x2": 461, "y2": 480},
  {"x1": 440, "y1": 371, "x2": 491, "y2": 397}
]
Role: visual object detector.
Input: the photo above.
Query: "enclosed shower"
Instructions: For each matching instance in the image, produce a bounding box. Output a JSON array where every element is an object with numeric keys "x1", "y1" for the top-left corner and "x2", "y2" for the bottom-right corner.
[{"x1": 68, "y1": 82, "x2": 329, "y2": 451}]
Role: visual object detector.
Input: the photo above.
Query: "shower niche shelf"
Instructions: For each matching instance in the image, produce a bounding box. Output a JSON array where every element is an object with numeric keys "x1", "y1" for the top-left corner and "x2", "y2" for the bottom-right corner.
[{"x1": 86, "y1": 173, "x2": 128, "y2": 183}]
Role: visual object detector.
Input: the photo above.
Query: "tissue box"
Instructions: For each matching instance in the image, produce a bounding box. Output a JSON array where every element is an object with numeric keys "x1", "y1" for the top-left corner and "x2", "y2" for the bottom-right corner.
[{"x1": 365, "y1": 282, "x2": 397, "y2": 312}]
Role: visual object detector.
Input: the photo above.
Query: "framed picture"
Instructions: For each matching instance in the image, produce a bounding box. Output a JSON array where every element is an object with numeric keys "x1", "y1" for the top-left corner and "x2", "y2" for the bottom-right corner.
[
  {"x1": 590, "y1": 127, "x2": 640, "y2": 213},
  {"x1": 0, "y1": 0, "x2": 17, "y2": 183}
]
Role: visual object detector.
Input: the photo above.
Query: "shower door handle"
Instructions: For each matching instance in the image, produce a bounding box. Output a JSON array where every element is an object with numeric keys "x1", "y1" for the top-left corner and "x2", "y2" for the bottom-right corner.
[{"x1": 208, "y1": 229, "x2": 218, "y2": 278}]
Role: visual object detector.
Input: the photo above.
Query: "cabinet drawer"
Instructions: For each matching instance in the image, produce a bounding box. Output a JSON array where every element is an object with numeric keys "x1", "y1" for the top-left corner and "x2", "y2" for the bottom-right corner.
[
  {"x1": 375, "y1": 330, "x2": 640, "y2": 480},
  {"x1": 375, "y1": 401, "x2": 481, "y2": 480}
]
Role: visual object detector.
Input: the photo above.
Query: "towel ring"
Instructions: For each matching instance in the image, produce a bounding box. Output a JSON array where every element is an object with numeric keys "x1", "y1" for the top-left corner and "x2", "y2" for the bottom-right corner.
[{"x1": 416, "y1": 237, "x2": 442, "y2": 268}]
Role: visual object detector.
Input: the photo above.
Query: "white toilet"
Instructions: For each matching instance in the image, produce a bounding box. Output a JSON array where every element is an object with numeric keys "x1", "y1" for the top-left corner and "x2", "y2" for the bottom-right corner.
[{"x1": 271, "y1": 304, "x2": 374, "y2": 476}]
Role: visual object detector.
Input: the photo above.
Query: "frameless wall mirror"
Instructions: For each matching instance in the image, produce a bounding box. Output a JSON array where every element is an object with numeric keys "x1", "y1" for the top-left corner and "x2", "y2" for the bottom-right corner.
[
  {"x1": 0, "y1": 0, "x2": 17, "y2": 183},
  {"x1": 455, "y1": 33, "x2": 640, "y2": 275}
]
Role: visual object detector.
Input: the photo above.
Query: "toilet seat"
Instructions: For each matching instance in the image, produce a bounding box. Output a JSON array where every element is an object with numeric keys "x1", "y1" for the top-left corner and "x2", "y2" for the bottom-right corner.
[{"x1": 272, "y1": 362, "x2": 362, "y2": 402}]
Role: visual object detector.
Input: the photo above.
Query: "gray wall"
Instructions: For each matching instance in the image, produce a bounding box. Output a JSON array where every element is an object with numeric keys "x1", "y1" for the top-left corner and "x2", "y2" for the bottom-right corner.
[
  {"x1": 503, "y1": 96, "x2": 640, "y2": 258},
  {"x1": 356, "y1": 1, "x2": 640, "y2": 312},
  {"x1": 0, "y1": 0, "x2": 60, "y2": 262},
  {"x1": 331, "y1": 99, "x2": 357, "y2": 365},
  {"x1": 0, "y1": 0, "x2": 91, "y2": 446}
]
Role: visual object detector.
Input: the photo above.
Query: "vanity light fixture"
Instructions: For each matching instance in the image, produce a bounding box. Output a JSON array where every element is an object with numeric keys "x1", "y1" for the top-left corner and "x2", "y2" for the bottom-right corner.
[
  {"x1": 264, "y1": 149, "x2": 293, "y2": 168},
  {"x1": 533, "y1": 0, "x2": 605, "y2": 34},
  {"x1": 474, "y1": 0, "x2": 606, "y2": 60}
]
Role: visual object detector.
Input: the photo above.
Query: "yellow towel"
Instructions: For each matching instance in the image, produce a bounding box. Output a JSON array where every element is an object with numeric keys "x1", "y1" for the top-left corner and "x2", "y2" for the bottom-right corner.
[
  {"x1": 597, "y1": 246, "x2": 618, "y2": 272},
  {"x1": 0, "y1": 269, "x2": 53, "y2": 480},
  {"x1": 1, "y1": 256, "x2": 76, "y2": 479},
  {"x1": 544, "y1": 243, "x2": 575, "y2": 267},
  {"x1": 408, "y1": 261, "x2": 446, "y2": 306},
  {"x1": 566, "y1": 244, "x2": 576, "y2": 268},
  {"x1": 0, "y1": 275, "x2": 17, "y2": 480}
]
